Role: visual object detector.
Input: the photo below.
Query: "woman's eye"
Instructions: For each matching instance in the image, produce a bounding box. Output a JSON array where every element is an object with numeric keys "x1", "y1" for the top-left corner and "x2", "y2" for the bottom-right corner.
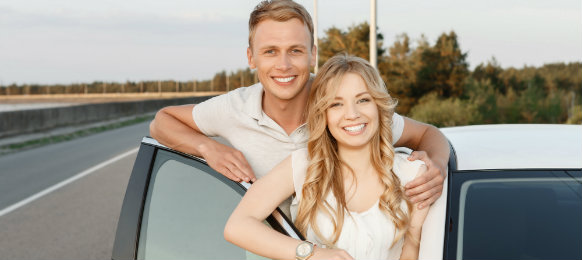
[
  {"x1": 329, "y1": 102, "x2": 341, "y2": 108},
  {"x1": 357, "y1": 98, "x2": 371, "y2": 103}
]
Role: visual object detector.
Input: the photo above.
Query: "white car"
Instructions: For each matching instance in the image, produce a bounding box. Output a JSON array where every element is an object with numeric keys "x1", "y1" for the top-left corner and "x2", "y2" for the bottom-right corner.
[{"x1": 112, "y1": 124, "x2": 582, "y2": 260}]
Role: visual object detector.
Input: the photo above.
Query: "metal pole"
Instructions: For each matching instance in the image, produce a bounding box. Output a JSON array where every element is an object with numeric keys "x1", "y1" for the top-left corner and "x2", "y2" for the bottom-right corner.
[
  {"x1": 158, "y1": 80, "x2": 161, "y2": 95},
  {"x1": 369, "y1": 0, "x2": 377, "y2": 69},
  {"x1": 313, "y1": 0, "x2": 319, "y2": 73}
]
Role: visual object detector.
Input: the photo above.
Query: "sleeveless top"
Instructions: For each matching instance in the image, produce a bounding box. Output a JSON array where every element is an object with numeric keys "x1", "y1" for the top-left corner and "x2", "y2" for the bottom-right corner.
[{"x1": 289, "y1": 148, "x2": 425, "y2": 260}]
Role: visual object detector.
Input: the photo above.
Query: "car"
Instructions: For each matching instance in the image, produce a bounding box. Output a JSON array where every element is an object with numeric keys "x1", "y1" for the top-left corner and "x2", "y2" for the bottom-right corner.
[{"x1": 111, "y1": 124, "x2": 581, "y2": 260}]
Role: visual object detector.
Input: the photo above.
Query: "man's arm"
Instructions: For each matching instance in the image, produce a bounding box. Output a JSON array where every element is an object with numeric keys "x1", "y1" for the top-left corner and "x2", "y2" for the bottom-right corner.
[
  {"x1": 149, "y1": 105, "x2": 256, "y2": 182},
  {"x1": 394, "y1": 117, "x2": 450, "y2": 209}
]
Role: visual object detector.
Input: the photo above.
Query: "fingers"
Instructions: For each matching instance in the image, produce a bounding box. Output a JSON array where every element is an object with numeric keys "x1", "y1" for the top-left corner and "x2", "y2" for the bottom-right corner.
[
  {"x1": 418, "y1": 187, "x2": 442, "y2": 209},
  {"x1": 230, "y1": 150, "x2": 256, "y2": 182},
  {"x1": 220, "y1": 168, "x2": 242, "y2": 182},
  {"x1": 410, "y1": 184, "x2": 443, "y2": 209},
  {"x1": 408, "y1": 150, "x2": 427, "y2": 161},
  {"x1": 405, "y1": 163, "x2": 431, "y2": 189},
  {"x1": 202, "y1": 143, "x2": 256, "y2": 183},
  {"x1": 406, "y1": 174, "x2": 438, "y2": 199}
]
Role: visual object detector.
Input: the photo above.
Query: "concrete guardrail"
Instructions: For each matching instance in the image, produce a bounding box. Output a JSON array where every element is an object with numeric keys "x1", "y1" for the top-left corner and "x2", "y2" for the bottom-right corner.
[{"x1": 0, "y1": 96, "x2": 213, "y2": 139}]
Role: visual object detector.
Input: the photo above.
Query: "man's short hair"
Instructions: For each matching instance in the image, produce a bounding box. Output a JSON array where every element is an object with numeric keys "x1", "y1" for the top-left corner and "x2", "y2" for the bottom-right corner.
[{"x1": 248, "y1": 0, "x2": 314, "y2": 50}]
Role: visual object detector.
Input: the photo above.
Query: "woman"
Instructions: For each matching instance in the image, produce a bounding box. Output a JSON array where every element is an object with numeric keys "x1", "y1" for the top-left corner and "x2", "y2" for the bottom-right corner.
[{"x1": 224, "y1": 54, "x2": 429, "y2": 260}]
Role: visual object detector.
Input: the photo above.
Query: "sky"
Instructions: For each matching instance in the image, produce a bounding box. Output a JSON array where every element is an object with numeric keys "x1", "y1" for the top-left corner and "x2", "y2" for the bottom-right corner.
[{"x1": 0, "y1": 0, "x2": 580, "y2": 85}]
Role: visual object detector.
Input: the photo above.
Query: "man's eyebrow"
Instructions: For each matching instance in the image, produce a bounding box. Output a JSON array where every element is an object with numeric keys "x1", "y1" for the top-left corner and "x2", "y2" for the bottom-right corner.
[
  {"x1": 258, "y1": 45, "x2": 279, "y2": 51},
  {"x1": 289, "y1": 44, "x2": 308, "y2": 49}
]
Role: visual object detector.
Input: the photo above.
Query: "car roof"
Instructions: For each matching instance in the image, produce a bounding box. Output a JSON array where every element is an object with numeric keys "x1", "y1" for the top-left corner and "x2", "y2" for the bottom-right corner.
[{"x1": 441, "y1": 124, "x2": 582, "y2": 171}]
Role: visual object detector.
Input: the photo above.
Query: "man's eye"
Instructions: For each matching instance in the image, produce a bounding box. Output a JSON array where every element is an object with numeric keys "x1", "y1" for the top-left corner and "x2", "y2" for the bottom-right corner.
[
  {"x1": 291, "y1": 49, "x2": 303, "y2": 54},
  {"x1": 264, "y1": 50, "x2": 275, "y2": 54}
]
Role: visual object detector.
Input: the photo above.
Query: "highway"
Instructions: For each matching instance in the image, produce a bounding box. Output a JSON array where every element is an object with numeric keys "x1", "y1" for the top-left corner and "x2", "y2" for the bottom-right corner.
[{"x1": 0, "y1": 121, "x2": 150, "y2": 259}]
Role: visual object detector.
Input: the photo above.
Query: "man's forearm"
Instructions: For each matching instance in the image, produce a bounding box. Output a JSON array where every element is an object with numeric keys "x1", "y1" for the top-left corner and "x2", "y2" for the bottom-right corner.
[
  {"x1": 149, "y1": 108, "x2": 212, "y2": 157},
  {"x1": 416, "y1": 126, "x2": 450, "y2": 171}
]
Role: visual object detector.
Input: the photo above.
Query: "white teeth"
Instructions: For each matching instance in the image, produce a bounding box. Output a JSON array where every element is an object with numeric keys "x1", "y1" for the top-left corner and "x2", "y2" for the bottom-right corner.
[
  {"x1": 343, "y1": 124, "x2": 365, "y2": 132},
  {"x1": 274, "y1": 76, "x2": 295, "y2": 83}
]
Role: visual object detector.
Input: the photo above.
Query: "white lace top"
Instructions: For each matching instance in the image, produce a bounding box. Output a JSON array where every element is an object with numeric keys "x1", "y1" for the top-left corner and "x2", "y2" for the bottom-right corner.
[{"x1": 289, "y1": 148, "x2": 424, "y2": 260}]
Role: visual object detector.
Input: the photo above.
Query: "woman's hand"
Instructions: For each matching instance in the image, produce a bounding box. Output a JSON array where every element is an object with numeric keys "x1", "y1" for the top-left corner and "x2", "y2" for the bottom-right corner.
[{"x1": 311, "y1": 247, "x2": 354, "y2": 260}]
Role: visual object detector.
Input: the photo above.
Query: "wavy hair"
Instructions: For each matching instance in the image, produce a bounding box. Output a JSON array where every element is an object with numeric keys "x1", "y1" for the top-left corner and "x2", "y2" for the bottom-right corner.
[{"x1": 295, "y1": 54, "x2": 412, "y2": 248}]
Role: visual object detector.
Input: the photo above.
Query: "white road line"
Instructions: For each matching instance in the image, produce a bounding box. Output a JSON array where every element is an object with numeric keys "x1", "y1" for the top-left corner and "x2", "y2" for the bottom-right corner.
[{"x1": 0, "y1": 147, "x2": 139, "y2": 218}]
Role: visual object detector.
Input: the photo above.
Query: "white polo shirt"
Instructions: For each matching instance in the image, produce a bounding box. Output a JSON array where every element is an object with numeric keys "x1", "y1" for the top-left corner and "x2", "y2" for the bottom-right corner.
[{"x1": 193, "y1": 82, "x2": 404, "y2": 180}]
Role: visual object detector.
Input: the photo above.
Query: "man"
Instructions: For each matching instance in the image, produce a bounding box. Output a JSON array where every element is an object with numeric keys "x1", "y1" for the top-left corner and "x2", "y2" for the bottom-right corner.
[{"x1": 150, "y1": 0, "x2": 449, "y2": 213}]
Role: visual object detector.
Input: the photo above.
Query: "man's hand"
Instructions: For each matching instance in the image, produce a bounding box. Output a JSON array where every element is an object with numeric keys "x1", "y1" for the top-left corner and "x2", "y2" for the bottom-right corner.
[
  {"x1": 198, "y1": 140, "x2": 256, "y2": 183},
  {"x1": 404, "y1": 151, "x2": 446, "y2": 209}
]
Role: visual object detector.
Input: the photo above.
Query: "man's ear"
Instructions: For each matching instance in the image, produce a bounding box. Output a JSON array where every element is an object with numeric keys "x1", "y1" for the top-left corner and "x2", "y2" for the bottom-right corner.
[
  {"x1": 247, "y1": 47, "x2": 256, "y2": 69},
  {"x1": 310, "y1": 44, "x2": 317, "y2": 67}
]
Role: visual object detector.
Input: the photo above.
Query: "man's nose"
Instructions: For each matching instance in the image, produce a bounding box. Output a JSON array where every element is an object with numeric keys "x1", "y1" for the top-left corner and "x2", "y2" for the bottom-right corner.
[{"x1": 275, "y1": 53, "x2": 292, "y2": 71}]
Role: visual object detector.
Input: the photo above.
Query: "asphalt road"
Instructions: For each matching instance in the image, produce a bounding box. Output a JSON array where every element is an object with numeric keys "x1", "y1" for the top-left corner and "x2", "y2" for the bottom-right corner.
[{"x1": 0, "y1": 121, "x2": 151, "y2": 260}]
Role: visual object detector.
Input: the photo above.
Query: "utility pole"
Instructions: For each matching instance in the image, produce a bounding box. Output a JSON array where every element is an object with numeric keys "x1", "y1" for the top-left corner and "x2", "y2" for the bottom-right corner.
[
  {"x1": 226, "y1": 73, "x2": 230, "y2": 91},
  {"x1": 369, "y1": 0, "x2": 377, "y2": 69},
  {"x1": 313, "y1": 0, "x2": 319, "y2": 73},
  {"x1": 158, "y1": 80, "x2": 161, "y2": 95}
]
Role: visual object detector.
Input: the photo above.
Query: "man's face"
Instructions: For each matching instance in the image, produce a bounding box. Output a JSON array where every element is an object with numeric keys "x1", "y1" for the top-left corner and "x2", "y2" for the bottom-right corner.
[{"x1": 247, "y1": 18, "x2": 316, "y2": 103}]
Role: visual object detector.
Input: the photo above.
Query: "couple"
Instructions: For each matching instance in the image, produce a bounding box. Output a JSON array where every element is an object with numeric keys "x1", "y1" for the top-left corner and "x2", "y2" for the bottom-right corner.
[
  {"x1": 225, "y1": 53, "x2": 431, "y2": 260},
  {"x1": 149, "y1": 0, "x2": 449, "y2": 259}
]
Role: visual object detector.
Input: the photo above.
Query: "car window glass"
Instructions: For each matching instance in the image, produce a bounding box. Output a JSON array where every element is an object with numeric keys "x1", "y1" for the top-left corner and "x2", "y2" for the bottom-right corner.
[
  {"x1": 457, "y1": 176, "x2": 582, "y2": 260},
  {"x1": 137, "y1": 150, "x2": 272, "y2": 260}
]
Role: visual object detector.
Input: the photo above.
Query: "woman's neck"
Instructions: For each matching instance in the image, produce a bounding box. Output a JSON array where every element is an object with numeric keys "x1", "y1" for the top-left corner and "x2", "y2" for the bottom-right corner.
[{"x1": 338, "y1": 145, "x2": 373, "y2": 176}]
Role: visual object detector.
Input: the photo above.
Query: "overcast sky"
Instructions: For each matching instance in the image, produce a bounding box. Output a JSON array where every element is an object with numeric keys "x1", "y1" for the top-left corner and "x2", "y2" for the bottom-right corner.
[{"x1": 0, "y1": 0, "x2": 580, "y2": 85}]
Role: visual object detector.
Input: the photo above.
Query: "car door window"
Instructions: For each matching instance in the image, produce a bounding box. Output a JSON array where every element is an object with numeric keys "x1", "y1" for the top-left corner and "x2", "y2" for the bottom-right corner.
[
  {"x1": 136, "y1": 149, "x2": 266, "y2": 259},
  {"x1": 451, "y1": 170, "x2": 582, "y2": 260}
]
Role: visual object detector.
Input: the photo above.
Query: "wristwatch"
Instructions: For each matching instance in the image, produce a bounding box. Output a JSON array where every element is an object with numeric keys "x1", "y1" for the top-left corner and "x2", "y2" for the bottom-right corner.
[{"x1": 296, "y1": 240, "x2": 315, "y2": 260}]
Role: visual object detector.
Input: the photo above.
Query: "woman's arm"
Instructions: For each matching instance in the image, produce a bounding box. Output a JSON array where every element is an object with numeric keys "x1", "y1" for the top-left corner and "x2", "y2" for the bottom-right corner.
[
  {"x1": 224, "y1": 155, "x2": 355, "y2": 260},
  {"x1": 224, "y1": 155, "x2": 300, "y2": 259}
]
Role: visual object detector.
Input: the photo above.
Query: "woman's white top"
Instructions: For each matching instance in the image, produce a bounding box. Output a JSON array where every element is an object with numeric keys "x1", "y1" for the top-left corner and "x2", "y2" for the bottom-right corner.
[{"x1": 289, "y1": 148, "x2": 424, "y2": 260}]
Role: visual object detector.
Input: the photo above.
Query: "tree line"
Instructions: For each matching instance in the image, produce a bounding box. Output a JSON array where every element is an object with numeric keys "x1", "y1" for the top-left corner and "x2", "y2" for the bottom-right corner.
[
  {"x1": 0, "y1": 68, "x2": 257, "y2": 96},
  {"x1": 2, "y1": 22, "x2": 580, "y2": 125},
  {"x1": 317, "y1": 22, "x2": 581, "y2": 125}
]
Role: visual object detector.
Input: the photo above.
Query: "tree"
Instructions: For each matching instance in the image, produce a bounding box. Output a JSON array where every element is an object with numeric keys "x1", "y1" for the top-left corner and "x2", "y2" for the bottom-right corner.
[
  {"x1": 415, "y1": 31, "x2": 469, "y2": 98},
  {"x1": 380, "y1": 33, "x2": 419, "y2": 114},
  {"x1": 473, "y1": 57, "x2": 504, "y2": 94},
  {"x1": 317, "y1": 22, "x2": 385, "y2": 67}
]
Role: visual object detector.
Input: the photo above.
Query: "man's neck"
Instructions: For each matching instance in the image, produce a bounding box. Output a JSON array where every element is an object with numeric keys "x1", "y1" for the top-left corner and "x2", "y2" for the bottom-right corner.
[{"x1": 261, "y1": 81, "x2": 311, "y2": 135}]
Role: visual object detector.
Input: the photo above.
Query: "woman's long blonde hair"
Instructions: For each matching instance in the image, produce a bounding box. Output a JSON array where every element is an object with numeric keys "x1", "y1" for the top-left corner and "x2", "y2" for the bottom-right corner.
[{"x1": 295, "y1": 54, "x2": 411, "y2": 247}]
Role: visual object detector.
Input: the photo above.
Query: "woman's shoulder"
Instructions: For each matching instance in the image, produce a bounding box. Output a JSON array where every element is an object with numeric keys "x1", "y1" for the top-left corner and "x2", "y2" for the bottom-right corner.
[
  {"x1": 291, "y1": 148, "x2": 309, "y2": 193},
  {"x1": 392, "y1": 152, "x2": 425, "y2": 185}
]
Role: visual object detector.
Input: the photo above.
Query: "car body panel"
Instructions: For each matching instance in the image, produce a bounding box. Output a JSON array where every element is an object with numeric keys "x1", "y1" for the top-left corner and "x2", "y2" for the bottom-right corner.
[{"x1": 441, "y1": 124, "x2": 582, "y2": 170}]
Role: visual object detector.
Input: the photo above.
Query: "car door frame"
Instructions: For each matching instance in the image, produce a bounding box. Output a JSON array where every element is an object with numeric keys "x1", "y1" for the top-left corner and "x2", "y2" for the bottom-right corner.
[{"x1": 111, "y1": 137, "x2": 304, "y2": 260}]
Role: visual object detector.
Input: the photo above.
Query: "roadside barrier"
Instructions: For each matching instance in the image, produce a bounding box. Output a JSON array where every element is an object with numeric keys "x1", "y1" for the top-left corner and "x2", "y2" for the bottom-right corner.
[{"x1": 0, "y1": 96, "x2": 213, "y2": 139}]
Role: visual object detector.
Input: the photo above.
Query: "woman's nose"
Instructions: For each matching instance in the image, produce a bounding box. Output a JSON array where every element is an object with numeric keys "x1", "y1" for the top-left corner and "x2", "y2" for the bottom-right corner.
[{"x1": 344, "y1": 103, "x2": 360, "y2": 119}]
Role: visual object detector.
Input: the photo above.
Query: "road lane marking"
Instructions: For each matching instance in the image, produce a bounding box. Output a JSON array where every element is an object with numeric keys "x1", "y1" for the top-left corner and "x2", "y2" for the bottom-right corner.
[{"x1": 0, "y1": 147, "x2": 139, "y2": 218}]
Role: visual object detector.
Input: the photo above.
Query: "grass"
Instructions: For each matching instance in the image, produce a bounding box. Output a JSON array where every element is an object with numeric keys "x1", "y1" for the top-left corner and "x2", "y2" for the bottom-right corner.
[{"x1": 0, "y1": 115, "x2": 153, "y2": 156}]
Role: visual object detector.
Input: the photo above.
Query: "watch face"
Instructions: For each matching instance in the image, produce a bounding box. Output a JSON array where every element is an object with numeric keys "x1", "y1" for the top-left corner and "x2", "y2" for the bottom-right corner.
[{"x1": 297, "y1": 242, "x2": 313, "y2": 257}]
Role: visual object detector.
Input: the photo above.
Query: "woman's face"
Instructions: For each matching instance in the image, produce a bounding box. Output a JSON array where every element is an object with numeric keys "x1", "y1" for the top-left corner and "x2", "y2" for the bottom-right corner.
[{"x1": 326, "y1": 72, "x2": 379, "y2": 151}]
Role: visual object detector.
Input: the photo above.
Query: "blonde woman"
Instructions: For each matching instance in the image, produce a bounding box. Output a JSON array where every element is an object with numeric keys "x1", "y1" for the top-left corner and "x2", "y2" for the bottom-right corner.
[{"x1": 225, "y1": 54, "x2": 430, "y2": 260}]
